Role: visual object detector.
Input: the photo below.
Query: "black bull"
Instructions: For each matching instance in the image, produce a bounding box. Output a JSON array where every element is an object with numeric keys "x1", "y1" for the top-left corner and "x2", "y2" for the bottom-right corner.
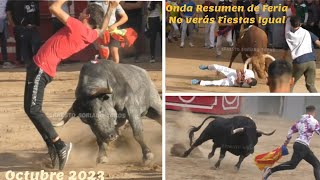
[
  {"x1": 54, "y1": 60, "x2": 162, "y2": 164},
  {"x1": 183, "y1": 116, "x2": 275, "y2": 170}
]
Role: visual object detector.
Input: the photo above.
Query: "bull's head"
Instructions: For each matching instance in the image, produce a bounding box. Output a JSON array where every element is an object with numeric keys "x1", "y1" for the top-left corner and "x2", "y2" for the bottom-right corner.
[
  {"x1": 54, "y1": 82, "x2": 119, "y2": 143},
  {"x1": 232, "y1": 127, "x2": 276, "y2": 152},
  {"x1": 244, "y1": 54, "x2": 275, "y2": 79}
]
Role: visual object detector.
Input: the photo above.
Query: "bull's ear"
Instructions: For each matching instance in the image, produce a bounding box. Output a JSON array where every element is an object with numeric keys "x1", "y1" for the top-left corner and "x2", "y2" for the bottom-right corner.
[{"x1": 257, "y1": 132, "x2": 262, "y2": 137}]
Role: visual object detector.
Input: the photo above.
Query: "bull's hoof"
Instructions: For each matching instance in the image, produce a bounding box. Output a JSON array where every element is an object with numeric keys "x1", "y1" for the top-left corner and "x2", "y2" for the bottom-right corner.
[
  {"x1": 234, "y1": 166, "x2": 240, "y2": 172},
  {"x1": 208, "y1": 152, "x2": 214, "y2": 159},
  {"x1": 213, "y1": 164, "x2": 221, "y2": 170},
  {"x1": 96, "y1": 156, "x2": 109, "y2": 164},
  {"x1": 143, "y1": 152, "x2": 154, "y2": 166},
  {"x1": 211, "y1": 166, "x2": 220, "y2": 170}
]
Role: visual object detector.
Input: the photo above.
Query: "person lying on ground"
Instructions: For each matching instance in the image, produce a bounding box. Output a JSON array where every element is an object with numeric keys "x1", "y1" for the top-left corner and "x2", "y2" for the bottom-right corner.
[{"x1": 191, "y1": 64, "x2": 257, "y2": 88}]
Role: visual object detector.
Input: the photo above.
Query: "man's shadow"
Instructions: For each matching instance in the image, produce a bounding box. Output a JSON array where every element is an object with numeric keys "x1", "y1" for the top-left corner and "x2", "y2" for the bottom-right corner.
[{"x1": 0, "y1": 151, "x2": 53, "y2": 172}]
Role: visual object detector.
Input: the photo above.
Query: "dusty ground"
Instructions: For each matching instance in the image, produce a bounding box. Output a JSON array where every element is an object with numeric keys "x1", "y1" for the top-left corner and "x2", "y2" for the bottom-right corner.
[
  {"x1": 166, "y1": 28, "x2": 320, "y2": 93},
  {"x1": 0, "y1": 61, "x2": 162, "y2": 179},
  {"x1": 166, "y1": 110, "x2": 320, "y2": 180}
]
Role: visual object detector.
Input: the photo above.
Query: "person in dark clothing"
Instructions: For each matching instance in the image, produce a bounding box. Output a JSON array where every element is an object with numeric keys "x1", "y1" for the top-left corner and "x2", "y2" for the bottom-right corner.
[
  {"x1": 6, "y1": 0, "x2": 42, "y2": 66},
  {"x1": 243, "y1": 0, "x2": 259, "y2": 28},
  {"x1": 305, "y1": 0, "x2": 319, "y2": 36},
  {"x1": 147, "y1": 1, "x2": 161, "y2": 63},
  {"x1": 233, "y1": 0, "x2": 244, "y2": 42},
  {"x1": 120, "y1": 1, "x2": 144, "y2": 61}
]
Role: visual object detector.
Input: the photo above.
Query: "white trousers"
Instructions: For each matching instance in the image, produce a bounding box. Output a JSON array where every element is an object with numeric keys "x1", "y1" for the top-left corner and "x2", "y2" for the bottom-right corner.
[
  {"x1": 216, "y1": 30, "x2": 233, "y2": 55},
  {"x1": 204, "y1": 22, "x2": 216, "y2": 47},
  {"x1": 200, "y1": 64, "x2": 237, "y2": 86}
]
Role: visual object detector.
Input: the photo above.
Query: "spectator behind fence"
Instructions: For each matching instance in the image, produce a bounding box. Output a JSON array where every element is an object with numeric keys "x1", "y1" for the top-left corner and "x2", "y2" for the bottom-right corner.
[
  {"x1": 256, "y1": 0, "x2": 272, "y2": 47},
  {"x1": 180, "y1": 0, "x2": 196, "y2": 48},
  {"x1": 0, "y1": 0, "x2": 15, "y2": 68},
  {"x1": 167, "y1": 0, "x2": 180, "y2": 43},
  {"x1": 243, "y1": 0, "x2": 259, "y2": 28},
  {"x1": 120, "y1": 1, "x2": 144, "y2": 62},
  {"x1": 282, "y1": 0, "x2": 296, "y2": 60},
  {"x1": 91, "y1": 1, "x2": 128, "y2": 64},
  {"x1": 202, "y1": 0, "x2": 216, "y2": 49},
  {"x1": 305, "y1": 0, "x2": 319, "y2": 36},
  {"x1": 267, "y1": 60, "x2": 294, "y2": 93},
  {"x1": 233, "y1": 0, "x2": 243, "y2": 42},
  {"x1": 315, "y1": 0, "x2": 320, "y2": 38},
  {"x1": 295, "y1": 0, "x2": 308, "y2": 27},
  {"x1": 6, "y1": 0, "x2": 42, "y2": 67},
  {"x1": 48, "y1": 0, "x2": 72, "y2": 34},
  {"x1": 147, "y1": 1, "x2": 161, "y2": 63}
]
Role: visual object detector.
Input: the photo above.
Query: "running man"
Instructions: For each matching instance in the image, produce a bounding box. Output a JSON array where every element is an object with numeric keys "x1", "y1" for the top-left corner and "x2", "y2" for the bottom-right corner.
[
  {"x1": 191, "y1": 64, "x2": 257, "y2": 87},
  {"x1": 262, "y1": 105, "x2": 320, "y2": 180},
  {"x1": 24, "y1": 0, "x2": 119, "y2": 170}
]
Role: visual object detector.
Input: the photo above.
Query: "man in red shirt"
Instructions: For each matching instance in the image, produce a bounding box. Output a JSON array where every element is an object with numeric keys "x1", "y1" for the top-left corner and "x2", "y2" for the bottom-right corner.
[{"x1": 24, "y1": 0, "x2": 119, "y2": 170}]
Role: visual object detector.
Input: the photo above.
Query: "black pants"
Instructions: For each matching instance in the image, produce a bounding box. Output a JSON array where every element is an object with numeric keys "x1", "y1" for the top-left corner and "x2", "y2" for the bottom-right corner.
[
  {"x1": 233, "y1": 24, "x2": 241, "y2": 42},
  {"x1": 13, "y1": 27, "x2": 22, "y2": 62},
  {"x1": 148, "y1": 17, "x2": 161, "y2": 58},
  {"x1": 24, "y1": 62, "x2": 58, "y2": 147},
  {"x1": 0, "y1": 31, "x2": 8, "y2": 62},
  {"x1": 51, "y1": 17, "x2": 64, "y2": 34},
  {"x1": 271, "y1": 142, "x2": 320, "y2": 179},
  {"x1": 18, "y1": 26, "x2": 42, "y2": 66}
]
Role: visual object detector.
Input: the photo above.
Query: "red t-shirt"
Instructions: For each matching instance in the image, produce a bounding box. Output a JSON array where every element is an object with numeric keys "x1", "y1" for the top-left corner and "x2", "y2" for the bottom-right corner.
[{"x1": 34, "y1": 17, "x2": 98, "y2": 77}]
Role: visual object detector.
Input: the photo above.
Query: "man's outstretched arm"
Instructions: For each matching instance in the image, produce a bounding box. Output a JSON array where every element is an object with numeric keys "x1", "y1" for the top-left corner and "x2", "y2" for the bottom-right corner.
[
  {"x1": 98, "y1": 1, "x2": 121, "y2": 36},
  {"x1": 49, "y1": 0, "x2": 70, "y2": 25}
]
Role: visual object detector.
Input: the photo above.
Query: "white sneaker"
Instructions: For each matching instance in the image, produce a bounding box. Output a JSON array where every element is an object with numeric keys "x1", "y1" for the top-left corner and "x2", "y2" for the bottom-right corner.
[
  {"x1": 262, "y1": 167, "x2": 272, "y2": 180},
  {"x1": 2, "y1": 62, "x2": 15, "y2": 69},
  {"x1": 180, "y1": 42, "x2": 184, "y2": 48},
  {"x1": 189, "y1": 43, "x2": 194, "y2": 47}
]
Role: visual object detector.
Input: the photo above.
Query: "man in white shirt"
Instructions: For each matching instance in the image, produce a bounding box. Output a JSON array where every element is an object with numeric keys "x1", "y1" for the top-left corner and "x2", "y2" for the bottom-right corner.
[
  {"x1": 286, "y1": 16, "x2": 320, "y2": 93},
  {"x1": 191, "y1": 64, "x2": 257, "y2": 87}
]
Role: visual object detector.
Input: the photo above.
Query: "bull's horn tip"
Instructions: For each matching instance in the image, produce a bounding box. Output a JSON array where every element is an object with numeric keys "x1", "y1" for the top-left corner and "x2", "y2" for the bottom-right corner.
[{"x1": 53, "y1": 121, "x2": 65, "y2": 127}]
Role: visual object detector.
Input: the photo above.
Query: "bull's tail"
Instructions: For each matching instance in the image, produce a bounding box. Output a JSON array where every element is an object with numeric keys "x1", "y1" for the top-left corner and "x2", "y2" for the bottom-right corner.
[{"x1": 188, "y1": 116, "x2": 216, "y2": 146}]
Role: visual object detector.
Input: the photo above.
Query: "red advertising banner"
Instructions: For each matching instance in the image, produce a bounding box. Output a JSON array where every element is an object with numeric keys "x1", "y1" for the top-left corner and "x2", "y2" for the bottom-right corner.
[{"x1": 166, "y1": 96, "x2": 241, "y2": 114}]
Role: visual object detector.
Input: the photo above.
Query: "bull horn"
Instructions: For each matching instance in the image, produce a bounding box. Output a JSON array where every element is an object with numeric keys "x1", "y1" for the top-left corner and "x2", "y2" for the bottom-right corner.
[
  {"x1": 263, "y1": 54, "x2": 275, "y2": 61},
  {"x1": 90, "y1": 81, "x2": 113, "y2": 97},
  {"x1": 257, "y1": 129, "x2": 276, "y2": 136},
  {"x1": 232, "y1": 128, "x2": 244, "y2": 134},
  {"x1": 53, "y1": 106, "x2": 76, "y2": 127},
  {"x1": 244, "y1": 58, "x2": 252, "y2": 70}
]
